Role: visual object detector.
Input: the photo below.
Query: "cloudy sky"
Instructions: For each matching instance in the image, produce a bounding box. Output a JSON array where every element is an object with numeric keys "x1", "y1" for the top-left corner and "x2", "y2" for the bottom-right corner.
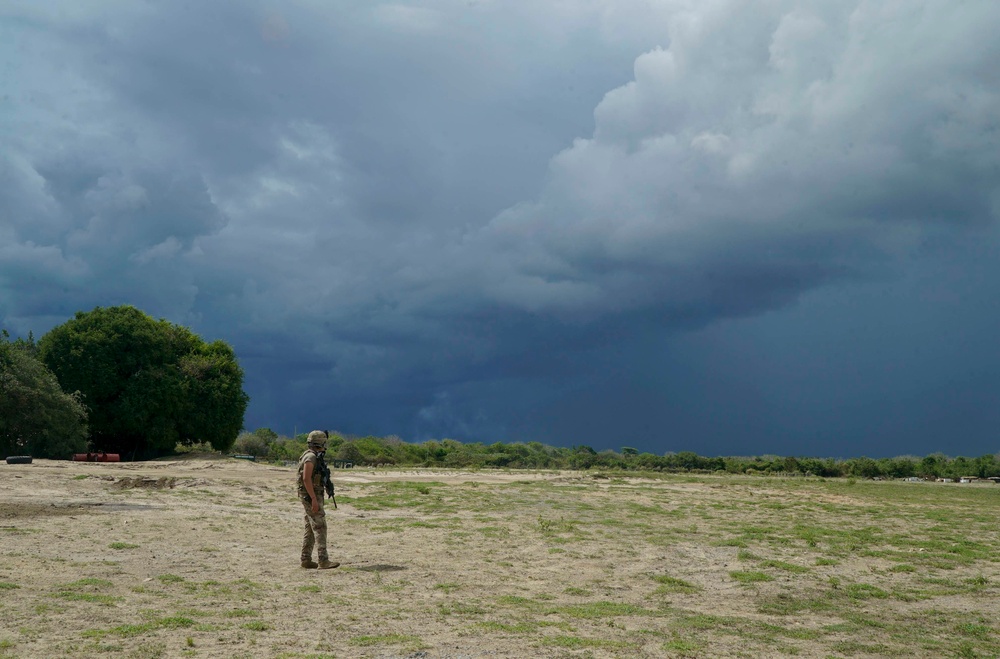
[{"x1": 3, "y1": 0, "x2": 999, "y2": 458}]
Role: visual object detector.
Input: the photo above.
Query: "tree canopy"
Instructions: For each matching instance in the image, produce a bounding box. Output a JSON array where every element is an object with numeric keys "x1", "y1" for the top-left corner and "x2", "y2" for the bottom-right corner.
[
  {"x1": 0, "y1": 331, "x2": 88, "y2": 459},
  {"x1": 39, "y1": 305, "x2": 249, "y2": 458}
]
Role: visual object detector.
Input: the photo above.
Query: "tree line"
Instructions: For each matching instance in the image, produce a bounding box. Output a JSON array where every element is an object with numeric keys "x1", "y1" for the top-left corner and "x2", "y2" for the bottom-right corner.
[
  {"x1": 1, "y1": 305, "x2": 248, "y2": 460},
  {"x1": 232, "y1": 429, "x2": 1000, "y2": 480},
  {"x1": 3, "y1": 305, "x2": 995, "y2": 478}
]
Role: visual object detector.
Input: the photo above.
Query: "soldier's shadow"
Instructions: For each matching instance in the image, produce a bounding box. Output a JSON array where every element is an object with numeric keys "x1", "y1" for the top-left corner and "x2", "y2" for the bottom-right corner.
[{"x1": 355, "y1": 563, "x2": 406, "y2": 572}]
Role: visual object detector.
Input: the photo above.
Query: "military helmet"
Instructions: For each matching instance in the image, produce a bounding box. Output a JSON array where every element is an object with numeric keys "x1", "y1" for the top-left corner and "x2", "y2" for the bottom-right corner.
[{"x1": 307, "y1": 430, "x2": 329, "y2": 449}]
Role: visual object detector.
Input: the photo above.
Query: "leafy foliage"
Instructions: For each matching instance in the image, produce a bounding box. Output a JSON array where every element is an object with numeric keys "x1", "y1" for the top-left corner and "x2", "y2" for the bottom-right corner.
[
  {"x1": 232, "y1": 428, "x2": 281, "y2": 458},
  {"x1": 0, "y1": 330, "x2": 89, "y2": 458},
  {"x1": 39, "y1": 305, "x2": 248, "y2": 458},
  {"x1": 244, "y1": 426, "x2": 1000, "y2": 480}
]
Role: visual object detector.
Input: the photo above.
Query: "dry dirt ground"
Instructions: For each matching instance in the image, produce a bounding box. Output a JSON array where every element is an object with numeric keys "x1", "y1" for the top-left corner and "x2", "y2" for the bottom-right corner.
[{"x1": 1, "y1": 457, "x2": 999, "y2": 658}]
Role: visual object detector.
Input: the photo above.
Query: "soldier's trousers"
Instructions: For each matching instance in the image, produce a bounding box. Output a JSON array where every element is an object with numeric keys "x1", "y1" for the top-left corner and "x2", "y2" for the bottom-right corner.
[{"x1": 301, "y1": 496, "x2": 328, "y2": 562}]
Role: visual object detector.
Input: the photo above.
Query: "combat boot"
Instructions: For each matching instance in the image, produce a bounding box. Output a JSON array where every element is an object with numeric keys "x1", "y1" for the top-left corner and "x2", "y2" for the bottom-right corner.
[
  {"x1": 301, "y1": 559, "x2": 318, "y2": 569},
  {"x1": 317, "y1": 559, "x2": 340, "y2": 569}
]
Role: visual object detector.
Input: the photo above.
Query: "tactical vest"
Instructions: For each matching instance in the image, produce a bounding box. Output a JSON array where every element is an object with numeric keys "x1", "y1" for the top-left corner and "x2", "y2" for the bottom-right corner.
[{"x1": 297, "y1": 449, "x2": 324, "y2": 499}]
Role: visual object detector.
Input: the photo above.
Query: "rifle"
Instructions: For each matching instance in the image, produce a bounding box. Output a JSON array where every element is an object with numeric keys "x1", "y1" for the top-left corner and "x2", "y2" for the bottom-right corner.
[{"x1": 317, "y1": 453, "x2": 337, "y2": 509}]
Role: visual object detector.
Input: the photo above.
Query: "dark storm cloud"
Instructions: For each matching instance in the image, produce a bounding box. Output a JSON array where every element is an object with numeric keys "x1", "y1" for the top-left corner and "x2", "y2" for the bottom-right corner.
[{"x1": 2, "y1": 1, "x2": 999, "y2": 455}]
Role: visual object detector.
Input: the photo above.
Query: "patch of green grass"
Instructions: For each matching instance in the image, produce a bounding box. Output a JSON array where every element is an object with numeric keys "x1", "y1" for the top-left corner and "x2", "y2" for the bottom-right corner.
[
  {"x1": 476, "y1": 621, "x2": 537, "y2": 633},
  {"x1": 551, "y1": 601, "x2": 653, "y2": 618},
  {"x1": 83, "y1": 622, "x2": 159, "y2": 638},
  {"x1": 53, "y1": 578, "x2": 120, "y2": 605},
  {"x1": 662, "y1": 636, "x2": 703, "y2": 653},
  {"x1": 72, "y1": 474, "x2": 89, "y2": 480},
  {"x1": 759, "y1": 559, "x2": 810, "y2": 573},
  {"x1": 156, "y1": 574, "x2": 185, "y2": 584},
  {"x1": 537, "y1": 516, "x2": 578, "y2": 535},
  {"x1": 347, "y1": 482, "x2": 449, "y2": 512},
  {"x1": 540, "y1": 635, "x2": 633, "y2": 649},
  {"x1": 956, "y1": 622, "x2": 993, "y2": 639},
  {"x1": 563, "y1": 587, "x2": 592, "y2": 596},
  {"x1": 349, "y1": 634, "x2": 422, "y2": 647},
  {"x1": 60, "y1": 578, "x2": 113, "y2": 589},
  {"x1": 434, "y1": 582, "x2": 461, "y2": 593},
  {"x1": 298, "y1": 585, "x2": 321, "y2": 593},
  {"x1": 224, "y1": 609, "x2": 257, "y2": 618},
  {"x1": 173, "y1": 608, "x2": 210, "y2": 618},
  {"x1": 955, "y1": 642, "x2": 979, "y2": 658},
  {"x1": 730, "y1": 571, "x2": 774, "y2": 584},
  {"x1": 757, "y1": 593, "x2": 834, "y2": 616},
  {"x1": 652, "y1": 574, "x2": 700, "y2": 593},
  {"x1": 438, "y1": 601, "x2": 487, "y2": 616},
  {"x1": 243, "y1": 621, "x2": 269, "y2": 631},
  {"x1": 109, "y1": 542, "x2": 139, "y2": 550},
  {"x1": 831, "y1": 640, "x2": 891, "y2": 655},
  {"x1": 55, "y1": 592, "x2": 120, "y2": 605},
  {"x1": 844, "y1": 612, "x2": 889, "y2": 629},
  {"x1": 845, "y1": 583, "x2": 889, "y2": 600},
  {"x1": 0, "y1": 583, "x2": 19, "y2": 590}
]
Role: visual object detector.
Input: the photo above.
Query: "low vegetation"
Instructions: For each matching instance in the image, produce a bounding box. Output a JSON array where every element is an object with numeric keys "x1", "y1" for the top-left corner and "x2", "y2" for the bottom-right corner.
[{"x1": 228, "y1": 427, "x2": 1000, "y2": 481}]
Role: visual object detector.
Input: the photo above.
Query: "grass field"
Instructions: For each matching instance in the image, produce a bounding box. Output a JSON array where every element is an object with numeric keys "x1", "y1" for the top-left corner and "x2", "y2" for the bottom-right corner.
[{"x1": 1, "y1": 458, "x2": 998, "y2": 657}]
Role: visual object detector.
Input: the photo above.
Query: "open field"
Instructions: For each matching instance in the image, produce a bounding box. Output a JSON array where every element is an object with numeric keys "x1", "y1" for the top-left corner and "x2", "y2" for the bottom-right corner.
[{"x1": 1, "y1": 458, "x2": 999, "y2": 658}]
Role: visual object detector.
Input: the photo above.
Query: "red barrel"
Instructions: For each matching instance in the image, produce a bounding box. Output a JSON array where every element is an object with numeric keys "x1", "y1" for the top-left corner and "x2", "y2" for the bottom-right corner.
[{"x1": 72, "y1": 452, "x2": 121, "y2": 462}]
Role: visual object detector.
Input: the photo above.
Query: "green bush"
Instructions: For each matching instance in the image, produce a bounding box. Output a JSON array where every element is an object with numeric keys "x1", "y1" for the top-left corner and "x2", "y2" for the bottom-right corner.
[
  {"x1": 232, "y1": 430, "x2": 271, "y2": 458},
  {"x1": 0, "y1": 331, "x2": 88, "y2": 459},
  {"x1": 39, "y1": 305, "x2": 248, "y2": 458}
]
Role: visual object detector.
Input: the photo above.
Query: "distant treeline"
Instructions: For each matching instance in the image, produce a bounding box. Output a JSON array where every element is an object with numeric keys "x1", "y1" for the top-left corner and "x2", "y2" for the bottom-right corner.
[{"x1": 231, "y1": 429, "x2": 1000, "y2": 480}]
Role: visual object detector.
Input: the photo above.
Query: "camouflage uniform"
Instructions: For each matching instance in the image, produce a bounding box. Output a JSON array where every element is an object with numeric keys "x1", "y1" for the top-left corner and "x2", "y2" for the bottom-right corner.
[{"x1": 297, "y1": 442, "x2": 332, "y2": 567}]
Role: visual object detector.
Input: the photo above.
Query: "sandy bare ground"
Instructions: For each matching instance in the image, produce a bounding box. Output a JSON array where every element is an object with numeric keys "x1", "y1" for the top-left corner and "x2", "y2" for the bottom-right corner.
[{"x1": 1, "y1": 457, "x2": 999, "y2": 658}]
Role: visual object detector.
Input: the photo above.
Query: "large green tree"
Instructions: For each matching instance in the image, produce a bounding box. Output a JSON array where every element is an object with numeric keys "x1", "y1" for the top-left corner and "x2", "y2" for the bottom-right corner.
[
  {"x1": 0, "y1": 331, "x2": 89, "y2": 459},
  {"x1": 39, "y1": 306, "x2": 249, "y2": 458}
]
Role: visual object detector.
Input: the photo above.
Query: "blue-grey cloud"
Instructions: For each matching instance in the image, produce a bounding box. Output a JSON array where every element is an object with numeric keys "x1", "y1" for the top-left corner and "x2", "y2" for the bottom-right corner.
[{"x1": 2, "y1": 0, "x2": 999, "y2": 456}]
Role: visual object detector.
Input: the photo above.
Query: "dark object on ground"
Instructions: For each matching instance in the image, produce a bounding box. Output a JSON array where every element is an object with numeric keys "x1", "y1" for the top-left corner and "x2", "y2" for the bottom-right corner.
[
  {"x1": 112, "y1": 476, "x2": 176, "y2": 490},
  {"x1": 72, "y1": 452, "x2": 121, "y2": 462},
  {"x1": 5, "y1": 456, "x2": 33, "y2": 464},
  {"x1": 231, "y1": 454, "x2": 256, "y2": 461}
]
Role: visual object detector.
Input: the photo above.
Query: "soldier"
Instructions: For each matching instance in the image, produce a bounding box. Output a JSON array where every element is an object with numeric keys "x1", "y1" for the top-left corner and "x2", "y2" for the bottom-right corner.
[{"x1": 297, "y1": 430, "x2": 339, "y2": 569}]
